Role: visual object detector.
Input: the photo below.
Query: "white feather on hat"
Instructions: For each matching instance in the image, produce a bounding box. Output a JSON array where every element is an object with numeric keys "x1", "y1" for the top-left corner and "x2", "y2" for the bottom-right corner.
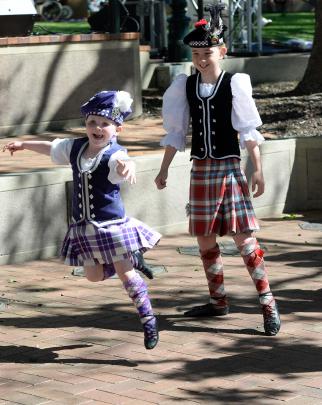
[{"x1": 115, "y1": 91, "x2": 133, "y2": 113}]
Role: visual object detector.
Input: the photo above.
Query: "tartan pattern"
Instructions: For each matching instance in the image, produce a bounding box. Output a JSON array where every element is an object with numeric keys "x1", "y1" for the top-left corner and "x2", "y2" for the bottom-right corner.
[
  {"x1": 61, "y1": 217, "x2": 161, "y2": 272},
  {"x1": 238, "y1": 238, "x2": 280, "y2": 334},
  {"x1": 189, "y1": 158, "x2": 259, "y2": 236},
  {"x1": 239, "y1": 237, "x2": 270, "y2": 296},
  {"x1": 123, "y1": 273, "x2": 154, "y2": 324},
  {"x1": 201, "y1": 245, "x2": 228, "y2": 308}
]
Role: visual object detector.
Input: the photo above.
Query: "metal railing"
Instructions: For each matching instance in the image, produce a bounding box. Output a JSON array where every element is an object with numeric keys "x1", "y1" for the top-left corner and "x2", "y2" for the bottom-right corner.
[
  {"x1": 125, "y1": 0, "x2": 168, "y2": 51},
  {"x1": 187, "y1": 0, "x2": 263, "y2": 54},
  {"x1": 227, "y1": 0, "x2": 262, "y2": 54}
]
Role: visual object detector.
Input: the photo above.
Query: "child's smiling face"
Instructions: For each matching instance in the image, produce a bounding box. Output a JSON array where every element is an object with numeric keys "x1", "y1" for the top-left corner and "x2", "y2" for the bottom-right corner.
[
  {"x1": 85, "y1": 115, "x2": 121, "y2": 148},
  {"x1": 191, "y1": 46, "x2": 226, "y2": 74}
]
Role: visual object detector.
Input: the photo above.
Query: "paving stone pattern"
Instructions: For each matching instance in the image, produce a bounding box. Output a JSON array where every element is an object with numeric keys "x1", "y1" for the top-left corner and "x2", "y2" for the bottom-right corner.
[
  {"x1": 1, "y1": 122, "x2": 322, "y2": 403},
  {"x1": 0, "y1": 213, "x2": 322, "y2": 404}
]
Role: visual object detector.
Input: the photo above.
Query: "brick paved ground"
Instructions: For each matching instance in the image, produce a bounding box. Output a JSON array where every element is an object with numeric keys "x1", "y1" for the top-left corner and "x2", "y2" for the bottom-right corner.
[
  {"x1": 0, "y1": 120, "x2": 322, "y2": 404},
  {"x1": 0, "y1": 212, "x2": 322, "y2": 404}
]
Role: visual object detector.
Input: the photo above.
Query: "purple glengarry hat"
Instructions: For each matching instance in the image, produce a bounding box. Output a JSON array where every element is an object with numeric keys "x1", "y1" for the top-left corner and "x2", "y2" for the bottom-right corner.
[
  {"x1": 81, "y1": 90, "x2": 133, "y2": 125},
  {"x1": 183, "y1": 3, "x2": 226, "y2": 48}
]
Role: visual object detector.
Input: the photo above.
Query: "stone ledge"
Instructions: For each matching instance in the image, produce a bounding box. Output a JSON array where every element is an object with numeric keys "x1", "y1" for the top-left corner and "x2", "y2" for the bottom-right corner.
[
  {"x1": 0, "y1": 32, "x2": 140, "y2": 47},
  {"x1": 144, "y1": 53, "x2": 310, "y2": 89},
  {"x1": 1, "y1": 137, "x2": 322, "y2": 264},
  {"x1": 0, "y1": 33, "x2": 142, "y2": 136}
]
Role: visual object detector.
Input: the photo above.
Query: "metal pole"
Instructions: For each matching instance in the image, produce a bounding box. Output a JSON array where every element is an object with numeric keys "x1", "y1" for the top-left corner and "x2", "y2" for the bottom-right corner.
[
  {"x1": 168, "y1": 0, "x2": 191, "y2": 62},
  {"x1": 257, "y1": 0, "x2": 262, "y2": 53},
  {"x1": 109, "y1": 0, "x2": 121, "y2": 33},
  {"x1": 149, "y1": 0, "x2": 156, "y2": 49},
  {"x1": 246, "y1": 0, "x2": 251, "y2": 52},
  {"x1": 197, "y1": 0, "x2": 203, "y2": 19},
  {"x1": 138, "y1": 0, "x2": 145, "y2": 40},
  {"x1": 228, "y1": 0, "x2": 233, "y2": 52},
  {"x1": 160, "y1": 0, "x2": 168, "y2": 49}
]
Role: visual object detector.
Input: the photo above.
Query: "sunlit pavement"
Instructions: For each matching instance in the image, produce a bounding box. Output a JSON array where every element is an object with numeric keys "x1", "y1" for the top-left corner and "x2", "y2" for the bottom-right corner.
[{"x1": 0, "y1": 211, "x2": 322, "y2": 404}]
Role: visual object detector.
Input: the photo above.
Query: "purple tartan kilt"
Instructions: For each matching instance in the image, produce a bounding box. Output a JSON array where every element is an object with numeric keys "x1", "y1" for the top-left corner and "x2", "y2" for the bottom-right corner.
[
  {"x1": 189, "y1": 158, "x2": 260, "y2": 237},
  {"x1": 61, "y1": 216, "x2": 161, "y2": 267}
]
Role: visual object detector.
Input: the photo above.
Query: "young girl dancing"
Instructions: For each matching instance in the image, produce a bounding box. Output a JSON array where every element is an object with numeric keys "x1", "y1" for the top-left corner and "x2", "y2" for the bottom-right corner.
[{"x1": 4, "y1": 90, "x2": 161, "y2": 348}]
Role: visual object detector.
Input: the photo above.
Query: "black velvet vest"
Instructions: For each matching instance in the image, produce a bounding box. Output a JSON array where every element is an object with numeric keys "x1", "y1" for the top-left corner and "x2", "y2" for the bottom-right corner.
[{"x1": 186, "y1": 71, "x2": 240, "y2": 159}]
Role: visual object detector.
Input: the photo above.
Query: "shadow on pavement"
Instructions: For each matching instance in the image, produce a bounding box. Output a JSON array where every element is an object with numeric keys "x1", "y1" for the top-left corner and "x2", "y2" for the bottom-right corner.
[{"x1": 0, "y1": 343, "x2": 137, "y2": 366}]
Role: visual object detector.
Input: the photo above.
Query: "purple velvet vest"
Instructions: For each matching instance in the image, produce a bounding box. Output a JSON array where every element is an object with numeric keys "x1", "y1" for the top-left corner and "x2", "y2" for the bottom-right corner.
[{"x1": 70, "y1": 137, "x2": 125, "y2": 223}]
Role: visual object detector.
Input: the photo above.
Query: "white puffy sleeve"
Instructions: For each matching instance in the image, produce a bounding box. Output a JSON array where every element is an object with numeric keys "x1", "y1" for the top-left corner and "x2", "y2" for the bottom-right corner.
[
  {"x1": 161, "y1": 74, "x2": 190, "y2": 152},
  {"x1": 231, "y1": 73, "x2": 265, "y2": 149},
  {"x1": 108, "y1": 149, "x2": 132, "y2": 184},
  {"x1": 50, "y1": 138, "x2": 73, "y2": 164}
]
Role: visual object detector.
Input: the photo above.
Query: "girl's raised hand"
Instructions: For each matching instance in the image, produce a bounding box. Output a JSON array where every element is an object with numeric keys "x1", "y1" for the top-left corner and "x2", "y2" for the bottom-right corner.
[
  {"x1": 2, "y1": 141, "x2": 24, "y2": 156},
  {"x1": 116, "y1": 159, "x2": 136, "y2": 184}
]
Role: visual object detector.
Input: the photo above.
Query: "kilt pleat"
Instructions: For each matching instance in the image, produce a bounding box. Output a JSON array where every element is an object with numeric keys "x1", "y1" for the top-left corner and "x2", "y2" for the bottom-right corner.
[
  {"x1": 61, "y1": 217, "x2": 161, "y2": 268},
  {"x1": 189, "y1": 158, "x2": 259, "y2": 236}
]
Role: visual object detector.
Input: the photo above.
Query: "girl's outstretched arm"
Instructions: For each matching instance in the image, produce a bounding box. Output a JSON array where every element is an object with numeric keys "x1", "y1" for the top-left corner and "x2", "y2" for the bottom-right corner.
[
  {"x1": 245, "y1": 139, "x2": 264, "y2": 198},
  {"x1": 3, "y1": 140, "x2": 52, "y2": 156}
]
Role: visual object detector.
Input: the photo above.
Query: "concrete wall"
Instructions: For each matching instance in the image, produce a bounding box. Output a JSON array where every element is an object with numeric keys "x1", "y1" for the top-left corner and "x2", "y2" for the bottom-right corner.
[
  {"x1": 221, "y1": 53, "x2": 310, "y2": 85},
  {"x1": 142, "y1": 53, "x2": 310, "y2": 90},
  {"x1": 1, "y1": 136, "x2": 322, "y2": 264},
  {"x1": 0, "y1": 169, "x2": 70, "y2": 264},
  {"x1": 0, "y1": 35, "x2": 142, "y2": 137},
  {"x1": 243, "y1": 138, "x2": 322, "y2": 217},
  {"x1": 1, "y1": 44, "x2": 310, "y2": 137}
]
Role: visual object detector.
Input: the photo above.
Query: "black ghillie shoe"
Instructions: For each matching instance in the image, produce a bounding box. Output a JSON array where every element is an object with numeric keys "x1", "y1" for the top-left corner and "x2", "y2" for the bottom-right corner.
[
  {"x1": 262, "y1": 302, "x2": 281, "y2": 336},
  {"x1": 184, "y1": 303, "x2": 229, "y2": 317},
  {"x1": 132, "y1": 251, "x2": 154, "y2": 280},
  {"x1": 143, "y1": 317, "x2": 159, "y2": 350},
  {"x1": 139, "y1": 265, "x2": 154, "y2": 280}
]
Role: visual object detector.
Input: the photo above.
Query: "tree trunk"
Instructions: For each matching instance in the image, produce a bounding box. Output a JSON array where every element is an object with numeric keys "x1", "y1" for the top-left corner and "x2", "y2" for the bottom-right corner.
[{"x1": 295, "y1": 3, "x2": 322, "y2": 94}]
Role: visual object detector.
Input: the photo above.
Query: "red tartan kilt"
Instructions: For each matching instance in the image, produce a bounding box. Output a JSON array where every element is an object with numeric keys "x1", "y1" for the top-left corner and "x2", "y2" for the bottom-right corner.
[{"x1": 188, "y1": 158, "x2": 259, "y2": 236}]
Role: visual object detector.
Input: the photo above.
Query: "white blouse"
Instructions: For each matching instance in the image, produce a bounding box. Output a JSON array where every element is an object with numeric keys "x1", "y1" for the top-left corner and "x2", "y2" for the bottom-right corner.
[
  {"x1": 161, "y1": 72, "x2": 264, "y2": 151},
  {"x1": 50, "y1": 138, "x2": 131, "y2": 184}
]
